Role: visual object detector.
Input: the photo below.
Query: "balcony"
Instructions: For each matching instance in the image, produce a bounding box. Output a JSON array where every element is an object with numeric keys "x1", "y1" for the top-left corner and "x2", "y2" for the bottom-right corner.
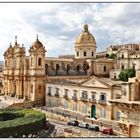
[
  {"x1": 55, "y1": 93, "x2": 59, "y2": 97},
  {"x1": 63, "y1": 94, "x2": 69, "y2": 100},
  {"x1": 47, "y1": 92, "x2": 51, "y2": 96},
  {"x1": 89, "y1": 98, "x2": 97, "y2": 104},
  {"x1": 98, "y1": 100, "x2": 107, "y2": 105},
  {"x1": 80, "y1": 97, "x2": 88, "y2": 102},
  {"x1": 72, "y1": 96, "x2": 78, "y2": 101}
]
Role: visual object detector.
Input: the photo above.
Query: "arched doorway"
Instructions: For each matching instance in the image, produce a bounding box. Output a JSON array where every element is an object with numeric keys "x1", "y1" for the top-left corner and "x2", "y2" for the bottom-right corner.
[
  {"x1": 76, "y1": 65, "x2": 80, "y2": 72},
  {"x1": 91, "y1": 105, "x2": 96, "y2": 118},
  {"x1": 55, "y1": 64, "x2": 59, "y2": 75}
]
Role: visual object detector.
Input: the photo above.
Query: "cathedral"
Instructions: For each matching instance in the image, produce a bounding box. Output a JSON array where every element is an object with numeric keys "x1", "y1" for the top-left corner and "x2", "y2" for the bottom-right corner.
[{"x1": 3, "y1": 35, "x2": 46, "y2": 104}]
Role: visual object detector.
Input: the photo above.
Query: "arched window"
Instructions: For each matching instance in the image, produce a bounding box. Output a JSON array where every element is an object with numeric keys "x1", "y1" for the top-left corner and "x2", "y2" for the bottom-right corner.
[
  {"x1": 31, "y1": 85, "x2": 33, "y2": 93},
  {"x1": 104, "y1": 66, "x2": 106, "y2": 72},
  {"x1": 38, "y1": 85, "x2": 41, "y2": 93},
  {"x1": 31, "y1": 58, "x2": 33, "y2": 66},
  {"x1": 84, "y1": 51, "x2": 86, "y2": 57},
  {"x1": 5, "y1": 60, "x2": 7, "y2": 67},
  {"x1": 38, "y1": 58, "x2": 42, "y2": 66},
  {"x1": 77, "y1": 51, "x2": 79, "y2": 57},
  {"x1": 92, "y1": 52, "x2": 94, "y2": 57}
]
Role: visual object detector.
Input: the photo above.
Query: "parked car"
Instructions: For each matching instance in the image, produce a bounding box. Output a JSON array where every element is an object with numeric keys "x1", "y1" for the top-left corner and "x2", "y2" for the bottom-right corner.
[
  {"x1": 67, "y1": 119, "x2": 79, "y2": 126},
  {"x1": 44, "y1": 120, "x2": 50, "y2": 130},
  {"x1": 102, "y1": 128, "x2": 113, "y2": 135},
  {"x1": 88, "y1": 125, "x2": 100, "y2": 132},
  {"x1": 78, "y1": 122, "x2": 89, "y2": 129}
]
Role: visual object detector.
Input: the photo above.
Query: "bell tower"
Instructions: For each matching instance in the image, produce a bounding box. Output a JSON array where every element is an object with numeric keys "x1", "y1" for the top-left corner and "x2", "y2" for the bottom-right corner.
[{"x1": 29, "y1": 35, "x2": 46, "y2": 104}]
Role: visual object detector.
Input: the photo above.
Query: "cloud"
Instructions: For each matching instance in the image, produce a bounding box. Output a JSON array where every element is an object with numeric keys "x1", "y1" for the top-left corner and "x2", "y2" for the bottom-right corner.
[{"x1": 0, "y1": 3, "x2": 140, "y2": 60}]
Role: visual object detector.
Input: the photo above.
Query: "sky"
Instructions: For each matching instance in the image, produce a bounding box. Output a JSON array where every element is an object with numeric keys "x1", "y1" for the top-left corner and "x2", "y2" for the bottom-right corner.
[{"x1": 0, "y1": 3, "x2": 140, "y2": 60}]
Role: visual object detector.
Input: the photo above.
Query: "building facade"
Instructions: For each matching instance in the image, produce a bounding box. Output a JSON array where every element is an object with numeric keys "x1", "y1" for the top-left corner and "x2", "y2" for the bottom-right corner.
[
  {"x1": 3, "y1": 36, "x2": 46, "y2": 104},
  {"x1": 46, "y1": 76, "x2": 122, "y2": 121},
  {"x1": 109, "y1": 70, "x2": 140, "y2": 137}
]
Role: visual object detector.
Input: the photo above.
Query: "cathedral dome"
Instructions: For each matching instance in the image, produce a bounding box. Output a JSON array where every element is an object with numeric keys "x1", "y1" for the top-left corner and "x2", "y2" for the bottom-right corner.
[
  {"x1": 75, "y1": 24, "x2": 96, "y2": 47},
  {"x1": 32, "y1": 35, "x2": 43, "y2": 49}
]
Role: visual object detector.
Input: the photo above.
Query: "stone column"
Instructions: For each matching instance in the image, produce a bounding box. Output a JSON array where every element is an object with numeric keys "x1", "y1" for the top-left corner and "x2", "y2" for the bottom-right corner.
[
  {"x1": 18, "y1": 80, "x2": 22, "y2": 99},
  {"x1": 16, "y1": 80, "x2": 19, "y2": 98},
  {"x1": 7, "y1": 79, "x2": 10, "y2": 96}
]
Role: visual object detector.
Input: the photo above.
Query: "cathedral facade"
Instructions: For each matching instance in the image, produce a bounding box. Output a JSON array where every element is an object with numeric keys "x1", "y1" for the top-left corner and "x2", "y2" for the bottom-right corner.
[{"x1": 3, "y1": 36, "x2": 46, "y2": 104}]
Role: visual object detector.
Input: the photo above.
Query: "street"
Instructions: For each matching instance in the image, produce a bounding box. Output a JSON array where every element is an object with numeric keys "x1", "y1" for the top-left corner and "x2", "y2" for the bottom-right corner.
[{"x1": 48, "y1": 118, "x2": 119, "y2": 137}]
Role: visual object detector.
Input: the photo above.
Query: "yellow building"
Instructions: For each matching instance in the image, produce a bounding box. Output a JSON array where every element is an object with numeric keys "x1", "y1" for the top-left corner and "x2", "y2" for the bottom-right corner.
[
  {"x1": 3, "y1": 36, "x2": 46, "y2": 104},
  {"x1": 46, "y1": 76, "x2": 122, "y2": 121}
]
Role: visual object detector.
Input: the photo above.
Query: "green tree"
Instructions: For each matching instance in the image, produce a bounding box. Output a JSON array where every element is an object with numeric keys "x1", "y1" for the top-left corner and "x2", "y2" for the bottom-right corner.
[
  {"x1": 108, "y1": 53, "x2": 117, "y2": 59},
  {"x1": 118, "y1": 68, "x2": 136, "y2": 82}
]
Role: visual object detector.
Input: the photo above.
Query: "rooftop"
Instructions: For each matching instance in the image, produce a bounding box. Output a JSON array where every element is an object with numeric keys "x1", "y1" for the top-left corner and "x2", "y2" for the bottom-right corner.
[
  {"x1": 100, "y1": 78, "x2": 122, "y2": 86},
  {"x1": 109, "y1": 99, "x2": 140, "y2": 105}
]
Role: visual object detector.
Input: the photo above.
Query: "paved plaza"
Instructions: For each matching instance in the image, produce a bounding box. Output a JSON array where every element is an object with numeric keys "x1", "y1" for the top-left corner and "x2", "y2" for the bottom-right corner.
[{"x1": 0, "y1": 95, "x2": 24, "y2": 108}]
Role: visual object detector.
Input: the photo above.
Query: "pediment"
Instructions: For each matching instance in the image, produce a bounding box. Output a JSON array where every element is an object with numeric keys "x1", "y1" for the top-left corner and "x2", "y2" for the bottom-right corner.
[{"x1": 80, "y1": 76, "x2": 110, "y2": 88}]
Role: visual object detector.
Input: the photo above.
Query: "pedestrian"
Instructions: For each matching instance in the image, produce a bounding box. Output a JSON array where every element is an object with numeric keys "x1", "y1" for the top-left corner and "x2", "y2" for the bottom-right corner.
[{"x1": 100, "y1": 122, "x2": 102, "y2": 128}]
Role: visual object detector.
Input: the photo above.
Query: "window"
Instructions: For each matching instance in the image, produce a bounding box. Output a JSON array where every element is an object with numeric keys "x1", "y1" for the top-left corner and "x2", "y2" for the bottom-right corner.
[
  {"x1": 5, "y1": 60, "x2": 7, "y2": 67},
  {"x1": 91, "y1": 92, "x2": 96, "y2": 100},
  {"x1": 48, "y1": 87, "x2": 51, "y2": 93},
  {"x1": 104, "y1": 66, "x2": 106, "y2": 72},
  {"x1": 82, "y1": 104, "x2": 87, "y2": 113},
  {"x1": 133, "y1": 64, "x2": 135, "y2": 70},
  {"x1": 31, "y1": 57, "x2": 33, "y2": 66},
  {"x1": 100, "y1": 108, "x2": 106, "y2": 118},
  {"x1": 82, "y1": 91, "x2": 88, "y2": 99},
  {"x1": 77, "y1": 51, "x2": 79, "y2": 57},
  {"x1": 64, "y1": 101, "x2": 68, "y2": 109},
  {"x1": 92, "y1": 52, "x2": 94, "y2": 57},
  {"x1": 116, "y1": 111, "x2": 121, "y2": 120},
  {"x1": 55, "y1": 88, "x2": 59, "y2": 94},
  {"x1": 100, "y1": 94, "x2": 106, "y2": 101},
  {"x1": 38, "y1": 85, "x2": 41, "y2": 93},
  {"x1": 31, "y1": 85, "x2": 33, "y2": 93},
  {"x1": 73, "y1": 90, "x2": 77, "y2": 97},
  {"x1": 64, "y1": 89, "x2": 68, "y2": 96},
  {"x1": 122, "y1": 54, "x2": 124, "y2": 58},
  {"x1": 73, "y1": 103, "x2": 77, "y2": 111},
  {"x1": 121, "y1": 65, "x2": 124, "y2": 69},
  {"x1": 38, "y1": 58, "x2": 42, "y2": 66},
  {"x1": 91, "y1": 95, "x2": 95, "y2": 100},
  {"x1": 84, "y1": 51, "x2": 86, "y2": 57}
]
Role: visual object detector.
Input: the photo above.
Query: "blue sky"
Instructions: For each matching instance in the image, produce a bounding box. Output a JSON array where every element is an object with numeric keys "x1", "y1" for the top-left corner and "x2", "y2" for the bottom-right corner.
[{"x1": 0, "y1": 3, "x2": 140, "y2": 60}]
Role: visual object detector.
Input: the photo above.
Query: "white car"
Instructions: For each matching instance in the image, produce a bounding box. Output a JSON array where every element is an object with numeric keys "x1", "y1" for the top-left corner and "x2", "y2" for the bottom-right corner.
[{"x1": 78, "y1": 122, "x2": 89, "y2": 129}]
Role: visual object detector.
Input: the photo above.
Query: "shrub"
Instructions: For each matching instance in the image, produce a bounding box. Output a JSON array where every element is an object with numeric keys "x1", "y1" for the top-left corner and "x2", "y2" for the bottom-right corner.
[{"x1": 0, "y1": 109, "x2": 46, "y2": 137}]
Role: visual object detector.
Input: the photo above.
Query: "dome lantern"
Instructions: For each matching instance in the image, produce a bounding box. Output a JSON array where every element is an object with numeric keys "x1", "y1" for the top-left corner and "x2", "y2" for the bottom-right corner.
[{"x1": 84, "y1": 24, "x2": 88, "y2": 32}]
